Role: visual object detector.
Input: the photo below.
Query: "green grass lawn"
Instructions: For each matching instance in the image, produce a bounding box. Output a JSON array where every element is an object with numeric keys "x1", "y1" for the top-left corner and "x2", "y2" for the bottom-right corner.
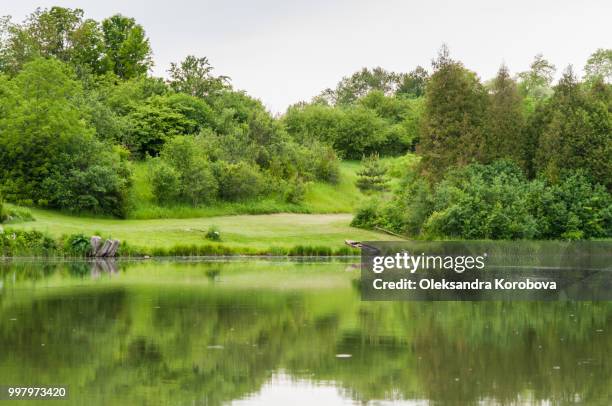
[
  {"x1": 2, "y1": 156, "x2": 412, "y2": 255},
  {"x1": 6, "y1": 206, "x2": 400, "y2": 252},
  {"x1": 127, "y1": 160, "x2": 365, "y2": 219}
]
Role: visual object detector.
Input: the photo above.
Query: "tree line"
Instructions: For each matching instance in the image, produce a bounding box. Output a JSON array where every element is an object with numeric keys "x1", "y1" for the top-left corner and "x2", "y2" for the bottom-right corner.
[
  {"x1": 349, "y1": 46, "x2": 611, "y2": 239},
  {"x1": 0, "y1": 6, "x2": 610, "y2": 239},
  {"x1": 0, "y1": 7, "x2": 339, "y2": 217}
]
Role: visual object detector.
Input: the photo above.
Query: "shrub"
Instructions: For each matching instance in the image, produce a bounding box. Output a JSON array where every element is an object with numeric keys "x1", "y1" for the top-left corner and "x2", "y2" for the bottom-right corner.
[
  {"x1": 351, "y1": 198, "x2": 383, "y2": 229},
  {"x1": 180, "y1": 159, "x2": 218, "y2": 205},
  {"x1": 309, "y1": 142, "x2": 341, "y2": 183},
  {"x1": 527, "y1": 171, "x2": 612, "y2": 239},
  {"x1": 205, "y1": 225, "x2": 221, "y2": 241},
  {"x1": 214, "y1": 161, "x2": 264, "y2": 201},
  {"x1": 64, "y1": 234, "x2": 92, "y2": 257},
  {"x1": 284, "y1": 177, "x2": 308, "y2": 204},
  {"x1": 150, "y1": 137, "x2": 218, "y2": 205},
  {"x1": 355, "y1": 160, "x2": 612, "y2": 240},
  {"x1": 422, "y1": 161, "x2": 538, "y2": 239},
  {"x1": 150, "y1": 160, "x2": 181, "y2": 204},
  {"x1": 0, "y1": 229, "x2": 58, "y2": 256}
]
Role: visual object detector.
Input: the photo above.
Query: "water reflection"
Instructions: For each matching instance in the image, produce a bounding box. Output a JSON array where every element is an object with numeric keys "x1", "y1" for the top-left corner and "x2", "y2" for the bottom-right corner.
[{"x1": 0, "y1": 260, "x2": 609, "y2": 405}]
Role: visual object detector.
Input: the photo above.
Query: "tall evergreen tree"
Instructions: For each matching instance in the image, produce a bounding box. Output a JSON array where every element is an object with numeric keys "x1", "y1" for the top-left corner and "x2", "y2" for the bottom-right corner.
[
  {"x1": 418, "y1": 45, "x2": 488, "y2": 180},
  {"x1": 483, "y1": 64, "x2": 526, "y2": 167},
  {"x1": 536, "y1": 67, "x2": 612, "y2": 189}
]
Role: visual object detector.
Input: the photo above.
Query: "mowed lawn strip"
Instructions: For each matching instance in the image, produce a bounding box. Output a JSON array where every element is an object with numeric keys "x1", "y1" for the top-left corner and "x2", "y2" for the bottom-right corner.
[{"x1": 6, "y1": 208, "x2": 399, "y2": 250}]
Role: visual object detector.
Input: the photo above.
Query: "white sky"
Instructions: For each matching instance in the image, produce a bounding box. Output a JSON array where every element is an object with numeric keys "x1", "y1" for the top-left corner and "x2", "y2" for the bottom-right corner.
[{"x1": 3, "y1": 0, "x2": 611, "y2": 113}]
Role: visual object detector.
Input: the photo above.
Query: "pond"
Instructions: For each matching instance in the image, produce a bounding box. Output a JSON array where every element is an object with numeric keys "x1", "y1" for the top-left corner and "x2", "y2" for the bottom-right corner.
[{"x1": 0, "y1": 259, "x2": 609, "y2": 405}]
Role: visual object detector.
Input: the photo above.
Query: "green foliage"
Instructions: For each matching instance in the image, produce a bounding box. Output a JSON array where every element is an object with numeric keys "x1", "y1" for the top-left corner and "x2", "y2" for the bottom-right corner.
[
  {"x1": 396, "y1": 66, "x2": 429, "y2": 98},
  {"x1": 150, "y1": 136, "x2": 218, "y2": 205},
  {"x1": 317, "y1": 67, "x2": 405, "y2": 105},
  {"x1": 0, "y1": 58, "x2": 132, "y2": 217},
  {"x1": 215, "y1": 161, "x2": 265, "y2": 201},
  {"x1": 304, "y1": 142, "x2": 341, "y2": 184},
  {"x1": 1, "y1": 205, "x2": 34, "y2": 224},
  {"x1": 100, "y1": 14, "x2": 152, "y2": 79},
  {"x1": 483, "y1": 65, "x2": 527, "y2": 167},
  {"x1": 284, "y1": 177, "x2": 309, "y2": 204},
  {"x1": 0, "y1": 228, "x2": 58, "y2": 256},
  {"x1": 350, "y1": 198, "x2": 382, "y2": 229},
  {"x1": 355, "y1": 160, "x2": 612, "y2": 240},
  {"x1": 63, "y1": 233, "x2": 91, "y2": 256},
  {"x1": 284, "y1": 95, "x2": 418, "y2": 159},
  {"x1": 535, "y1": 68, "x2": 612, "y2": 189},
  {"x1": 356, "y1": 154, "x2": 389, "y2": 193},
  {"x1": 149, "y1": 161, "x2": 181, "y2": 204},
  {"x1": 422, "y1": 161, "x2": 539, "y2": 239},
  {"x1": 168, "y1": 55, "x2": 230, "y2": 98},
  {"x1": 205, "y1": 225, "x2": 221, "y2": 241},
  {"x1": 584, "y1": 48, "x2": 612, "y2": 84},
  {"x1": 124, "y1": 93, "x2": 213, "y2": 156},
  {"x1": 517, "y1": 54, "x2": 556, "y2": 100},
  {"x1": 0, "y1": 7, "x2": 151, "y2": 79},
  {"x1": 418, "y1": 46, "x2": 488, "y2": 181},
  {"x1": 527, "y1": 171, "x2": 612, "y2": 239}
]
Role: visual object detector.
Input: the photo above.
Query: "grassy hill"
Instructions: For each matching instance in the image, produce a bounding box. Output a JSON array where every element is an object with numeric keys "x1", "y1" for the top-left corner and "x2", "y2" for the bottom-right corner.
[
  {"x1": 127, "y1": 161, "x2": 365, "y2": 219},
  {"x1": 2, "y1": 157, "x2": 410, "y2": 256}
]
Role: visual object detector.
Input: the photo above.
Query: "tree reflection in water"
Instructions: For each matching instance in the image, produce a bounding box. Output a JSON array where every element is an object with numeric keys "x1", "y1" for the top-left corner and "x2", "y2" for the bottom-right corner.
[{"x1": 0, "y1": 260, "x2": 609, "y2": 405}]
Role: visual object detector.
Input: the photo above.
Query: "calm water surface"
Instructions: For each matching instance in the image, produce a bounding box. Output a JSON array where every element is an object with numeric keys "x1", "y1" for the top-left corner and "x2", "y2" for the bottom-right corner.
[{"x1": 0, "y1": 259, "x2": 609, "y2": 405}]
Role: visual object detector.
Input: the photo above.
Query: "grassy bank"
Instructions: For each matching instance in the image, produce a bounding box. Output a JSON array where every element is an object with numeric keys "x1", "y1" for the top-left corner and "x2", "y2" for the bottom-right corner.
[
  {"x1": 2, "y1": 208, "x2": 400, "y2": 256},
  {"x1": 127, "y1": 161, "x2": 365, "y2": 219}
]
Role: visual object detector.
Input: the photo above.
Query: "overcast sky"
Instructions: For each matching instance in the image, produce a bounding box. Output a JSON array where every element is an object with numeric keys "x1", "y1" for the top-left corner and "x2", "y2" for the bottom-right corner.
[{"x1": 3, "y1": 0, "x2": 611, "y2": 113}]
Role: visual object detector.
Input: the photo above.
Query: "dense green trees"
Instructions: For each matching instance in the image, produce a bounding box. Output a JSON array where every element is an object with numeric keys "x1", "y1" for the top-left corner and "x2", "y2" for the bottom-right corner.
[
  {"x1": 354, "y1": 160, "x2": 611, "y2": 240},
  {"x1": 584, "y1": 48, "x2": 612, "y2": 84},
  {"x1": 0, "y1": 7, "x2": 343, "y2": 216},
  {"x1": 0, "y1": 59, "x2": 131, "y2": 216},
  {"x1": 351, "y1": 46, "x2": 612, "y2": 240},
  {"x1": 0, "y1": 7, "x2": 151, "y2": 78},
  {"x1": 284, "y1": 92, "x2": 421, "y2": 159},
  {"x1": 0, "y1": 6, "x2": 610, "y2": 240},
  {"x1": 418, "y1": 47, "x2": 487, "y2": 180},
  {"x1": 535, "y1": 69, "x2": 611, "y2": 189}
]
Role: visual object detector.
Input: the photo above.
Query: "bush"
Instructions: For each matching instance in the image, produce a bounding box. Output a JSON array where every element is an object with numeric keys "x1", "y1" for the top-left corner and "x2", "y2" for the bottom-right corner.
[
  {"x1": 309, "y1": 142, "x2": 341, "y2": 183},
  {"x1": 150, "y1": 136, "x2": 218, "y2": 205},
  {"x1": 356, "y1": 160, "x2": 612, "y2": 240},
  {"x1": 0, "y1": 229, "x2": 58, "y2": 256},
  {"x1": 181, "y1": 159, "x2": 218, "y2": 205},
  {"x1": 284, "y1": 177, "x2": 308, "y2": 204},
  {"x1": 527, "y1": 171, "x2": 612, "y2": 239},
  {"x1": 351, "y1": 198, "x2": 383, "y2": 229},
  {"x1": 205, "y1": 225, "x2": 221, "y2": 241},
  {"x1": 150, "y1": 160, "x2": 181, "y2": 204},
  {"x1": 64, "y1": 234, "x2": 92, "y2": 256},
  {"x1": 422, "y1": 161, "x2": 538, "y2": 239},
  {"x1": 215, "y1": 161, "x2": 264, "y2": 201}
]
